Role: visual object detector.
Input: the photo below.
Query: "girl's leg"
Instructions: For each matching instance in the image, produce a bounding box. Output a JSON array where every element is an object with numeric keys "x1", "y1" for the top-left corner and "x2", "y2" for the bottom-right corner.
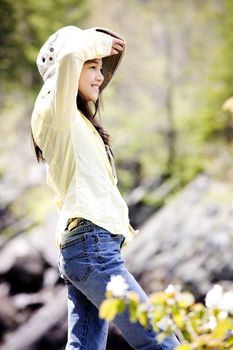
[
  {"x1": 58, "y1": 224, "x2": 179, "y2": 350},
  {"x1": 64, "y1": 281, "x2": 109, "y2": 350},
  {"x1": 108, "y1": 270, "x2": 179, "y2": 350}
]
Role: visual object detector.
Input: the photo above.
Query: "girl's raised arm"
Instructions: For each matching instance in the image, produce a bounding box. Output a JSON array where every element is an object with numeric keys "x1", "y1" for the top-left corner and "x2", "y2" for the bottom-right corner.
[{"x1": 51, "y1": 28, "x2": 114, "y2": 126}]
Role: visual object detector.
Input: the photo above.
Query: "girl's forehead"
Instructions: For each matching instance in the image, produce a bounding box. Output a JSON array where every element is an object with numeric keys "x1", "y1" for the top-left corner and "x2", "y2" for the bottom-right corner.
[{"x1": 85, "y1": 58, "x2": 103, "y2": 65}]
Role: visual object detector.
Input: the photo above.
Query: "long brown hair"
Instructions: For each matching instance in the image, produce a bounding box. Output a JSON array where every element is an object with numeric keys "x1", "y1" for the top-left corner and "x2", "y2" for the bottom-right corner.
[
  {"x1": 31, "y1": 92, "x2": 111, "y2": 163},
  {"x1": 76, "y1": 91, "x2": 111, "y2": 146}
]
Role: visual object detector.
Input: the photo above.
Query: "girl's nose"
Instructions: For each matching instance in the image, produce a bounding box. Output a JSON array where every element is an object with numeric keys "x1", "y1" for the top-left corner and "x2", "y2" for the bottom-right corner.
[{"x1": 97, "y1": 70, "x2": 104, "y2": 83}]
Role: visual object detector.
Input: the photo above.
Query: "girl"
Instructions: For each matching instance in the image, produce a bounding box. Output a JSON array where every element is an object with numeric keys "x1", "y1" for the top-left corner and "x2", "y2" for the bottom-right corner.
[{"x1": 31, "y1": 25, "x2": 179, "y2": 350}]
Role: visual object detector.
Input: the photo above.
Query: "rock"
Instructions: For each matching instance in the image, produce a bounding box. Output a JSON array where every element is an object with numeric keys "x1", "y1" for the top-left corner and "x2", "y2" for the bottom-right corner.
[
  {"x1": 1, "y1": 287, "x2": 67, "y2": 350},
  {"x1": 127, "y1": 175, "x2": 179, "y2": 228},
  {"x1": 123, "y1": 174, "x2": 233, "y2": 300},
  {"x1": 0, "y1": 237, "x2": 39, "y2": 275},
  {"x1": 0, "y1": 284, "x2": 18, "y2": 337},
  {"x1": 26, "y1": 212, "x2": 59, "y2": 268},
  {"x1": 43, "y1": 268, "x2": 60, "y2": 288},
  {"x1": 0, "y1": 237, "x2": 46, "y2": 294},
  {"x1": 6, "y1": 254, "x2": 45, "y2": 294},
  {"x1": 0, "y1": 212, "x2": 60, "y2": 295},
  {"x1": 12, "y1": 292, "x2": 45, "y2": 311}
]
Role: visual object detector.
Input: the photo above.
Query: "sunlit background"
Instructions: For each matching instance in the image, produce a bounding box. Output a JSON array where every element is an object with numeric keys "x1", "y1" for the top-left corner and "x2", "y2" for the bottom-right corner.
[{"x1": 0, "y1": 1, "x2": 233, "y2": 349}]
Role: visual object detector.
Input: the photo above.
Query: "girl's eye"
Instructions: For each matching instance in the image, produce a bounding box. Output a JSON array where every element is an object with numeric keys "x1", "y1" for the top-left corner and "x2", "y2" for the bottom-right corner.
[{"x1": 89, "y1": 65, "x2": 103, "y2": 73}]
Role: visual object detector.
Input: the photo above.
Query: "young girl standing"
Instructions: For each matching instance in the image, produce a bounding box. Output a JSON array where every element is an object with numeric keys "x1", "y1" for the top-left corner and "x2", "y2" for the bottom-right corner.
[{"x1": 31, "y1": 25, "x2": 179, "y2": 350}]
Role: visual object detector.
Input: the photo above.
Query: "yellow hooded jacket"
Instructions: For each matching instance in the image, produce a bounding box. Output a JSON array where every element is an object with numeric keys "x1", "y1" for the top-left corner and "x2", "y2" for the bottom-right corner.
[{"x1": 31, "y1": 26, "x2": 138, "y2": 246}]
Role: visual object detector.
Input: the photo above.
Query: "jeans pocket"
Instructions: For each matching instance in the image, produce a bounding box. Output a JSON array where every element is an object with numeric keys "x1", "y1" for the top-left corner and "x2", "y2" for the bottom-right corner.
[{"x1": 60, "y1": 237, "x2": 93, "y2": 282}]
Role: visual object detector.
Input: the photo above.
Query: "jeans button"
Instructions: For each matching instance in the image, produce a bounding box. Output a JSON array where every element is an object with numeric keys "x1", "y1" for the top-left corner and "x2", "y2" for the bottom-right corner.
[{"x1": 94, "y1": 236, "x2": 98, "y2": 243}]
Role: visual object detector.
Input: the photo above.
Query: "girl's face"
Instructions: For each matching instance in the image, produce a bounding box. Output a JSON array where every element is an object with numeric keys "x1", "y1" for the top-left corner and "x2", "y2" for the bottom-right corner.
[{"x1": 78, "y1": 58, "x2": 104, "y2": 102}]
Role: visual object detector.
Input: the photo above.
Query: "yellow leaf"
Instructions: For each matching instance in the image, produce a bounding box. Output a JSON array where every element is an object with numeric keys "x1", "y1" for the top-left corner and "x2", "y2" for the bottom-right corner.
[
  {"x1": 173, "y1": 312, "x2": 185, "y2": 328},
  {"x1": 175, "y1": 344, "x2": 192, "y2": 350},
  {"x1": 127, "y1": 291, "x2": 139, "y2": 303},
  {"x1": 150, "y1": 307, "x2": 164, "y2": 323},
  {"x1": 191, "y1": 303, "x2": 205, "y2": 311},
  {"x1": 117, "y1": 299, "x2": 126, "y2": 313},
  {"x1": 150, "y1": 292, "x2": 169, "y2": 304},
  {"x1": 129, "y1": 302, "x2": 137, "y2": 322},
  {"x1": 137, "y1": 306, "x2": 148, "y2": 328},
  {"x1": 128, "y1": 292, "x2": 139, "y2": 323},
  {"x1": 105, "y1": 290, "x2": 112, "y2": 298},
  {"x1": 212, "y1": 319, "x2": 232, "y2": 339},
  {"x1": 99, "y1": 299, "x2": 119, "y2": 321},
  {"x1": 139, "y1": 311, "x2": 148, "y2": 328}
]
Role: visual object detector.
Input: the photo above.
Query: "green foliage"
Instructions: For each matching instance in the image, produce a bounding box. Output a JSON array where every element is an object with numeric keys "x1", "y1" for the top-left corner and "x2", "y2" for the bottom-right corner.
[
  {"x1": 188, "y1": 0, "x2": 233, "y2": 143},
  {"x1": 10, "y1": 185, "x2": 53, "y2": 225},
  {"x1": 0, "y1": 0, "x2": 89, "y2": 91},
  {"x1": 102, "y1": 0, "x2": 233, "y2": 189},
  {"x1": 99, "y1": 283, "x2": 233, "y2": 349}
]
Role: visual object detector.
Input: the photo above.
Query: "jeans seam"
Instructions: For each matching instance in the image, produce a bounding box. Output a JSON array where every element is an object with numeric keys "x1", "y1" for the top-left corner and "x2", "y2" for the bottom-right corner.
[
  {"x1": 81, "y1": 302, "x2": 91, "y2": 350},
  {"x1": 95, "y1": 243, "x2": 111, "y2": 280},
  {"x1": 91, "y1": 230, "x2": 112, "y2": 281},
  {"x1": 61, "y1": 236, "x2": 85, "y2": 249},
  {"x1": 102, "y1": 257, "x2": 112, "y2": 280},
  {"x1": 79, "y1": 237, "x2": 93, "y2": 282},
  {"x1": 95, "y1": 235, "x2": 120, "y2": 281}
]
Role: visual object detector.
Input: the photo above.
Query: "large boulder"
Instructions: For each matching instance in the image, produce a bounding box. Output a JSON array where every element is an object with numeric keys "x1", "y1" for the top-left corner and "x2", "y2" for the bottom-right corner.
[{"x1": 123, "y1": 174, "x2": 233, "y2": 300}]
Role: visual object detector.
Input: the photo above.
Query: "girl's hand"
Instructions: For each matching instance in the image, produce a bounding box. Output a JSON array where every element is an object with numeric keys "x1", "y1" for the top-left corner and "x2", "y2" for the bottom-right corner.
[{"x1": 110, "y1": 38, "x2": 125, "y2": 55}]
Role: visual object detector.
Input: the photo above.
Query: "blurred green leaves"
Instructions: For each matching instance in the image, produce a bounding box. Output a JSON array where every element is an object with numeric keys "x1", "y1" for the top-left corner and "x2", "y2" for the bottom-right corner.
[
  {"x1": 0, "y1": 0, "x2": 89, "y2": 91},
  {"x1": 2, "y1": 0, "x2": 233, "y2": 197},
  {"x1": 100, "y1": 281, "x2": 233, "y2": 349}
]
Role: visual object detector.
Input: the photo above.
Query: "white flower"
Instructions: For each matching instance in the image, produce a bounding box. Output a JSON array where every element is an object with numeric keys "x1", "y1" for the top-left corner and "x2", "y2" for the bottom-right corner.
[
  {"x1": 106, "y1": 275, "x2": 129, "y2": 298},
  {"x1": 165, "y1": 285, "x2": 176, "y2": 294},
  {"x1": 206, "y1": 315, "x2": 217, "y2": 330},
  {"x1": 165, "y1": 284, "x2": 181, "y2": 295},
  {"x1": 219, "y1": 310, "x2": 228, "y2": 320},
  {"x1": 157, "y1": 316, "x2": 174, "y2": 331},
  {"x1": 205, "y1": 284, "x2": 223, "y2": 309},
  {"x1": 219, "y1": 291, "x2": 233, "y2": 315},
  {"x1": 205, "y1": 285, "x2": 233, "y2": 315}
]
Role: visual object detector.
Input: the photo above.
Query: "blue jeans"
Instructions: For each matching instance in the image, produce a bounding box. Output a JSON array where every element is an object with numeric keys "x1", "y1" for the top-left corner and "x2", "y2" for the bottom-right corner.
[{"x1": 57, "y1": 219, "x2": 180, "y2": 350}]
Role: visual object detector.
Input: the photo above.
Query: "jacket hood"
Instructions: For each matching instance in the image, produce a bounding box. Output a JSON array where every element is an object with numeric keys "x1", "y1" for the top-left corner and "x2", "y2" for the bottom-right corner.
[{"x1": 36, "y1": 25, "x2": 125, "y2": 91}]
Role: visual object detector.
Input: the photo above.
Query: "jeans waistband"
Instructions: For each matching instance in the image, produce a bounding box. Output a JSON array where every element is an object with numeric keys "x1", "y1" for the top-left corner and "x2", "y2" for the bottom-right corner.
[{"x1": 60, "y1": 218, "x2": 95, "y2": 249}]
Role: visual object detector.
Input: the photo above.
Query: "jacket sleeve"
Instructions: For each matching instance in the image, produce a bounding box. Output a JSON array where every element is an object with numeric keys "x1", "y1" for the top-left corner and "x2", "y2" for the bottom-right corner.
[{"x1": 51, "y1": 29, "x2": 113, "y2": 127}]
